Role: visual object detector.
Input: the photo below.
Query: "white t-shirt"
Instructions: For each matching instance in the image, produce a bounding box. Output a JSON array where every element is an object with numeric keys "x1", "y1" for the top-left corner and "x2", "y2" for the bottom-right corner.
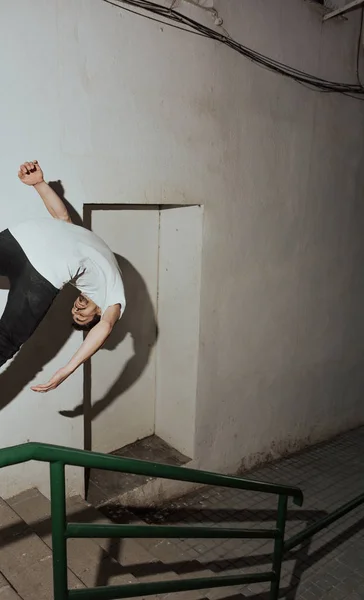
[{"x1": 9, "y1": 218, "x2": 126, "y2": 317}]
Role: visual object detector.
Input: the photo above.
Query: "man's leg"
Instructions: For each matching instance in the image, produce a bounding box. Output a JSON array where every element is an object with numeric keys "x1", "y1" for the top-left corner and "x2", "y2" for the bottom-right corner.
[
  {"x1": 0, "y1": 229, "x2": 24, "y2": 278},
  {"x1": 0, "y1": 239, "x2": 59, "y2": 367},
  {"x1": 0, "y1": 229, "x2": 24, "y2": 365}
]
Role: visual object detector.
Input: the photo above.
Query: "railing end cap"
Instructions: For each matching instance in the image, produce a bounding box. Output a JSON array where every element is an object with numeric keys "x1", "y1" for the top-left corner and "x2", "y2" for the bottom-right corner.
[{"x1": 293, "y1": 491, "x2": 304, "y2": 507}]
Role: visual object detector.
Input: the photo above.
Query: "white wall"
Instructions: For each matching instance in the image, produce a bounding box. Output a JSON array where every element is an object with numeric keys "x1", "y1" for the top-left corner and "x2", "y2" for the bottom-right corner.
[
  {"x1": 156, "y1": 205, "x2": 204, "y2": 458},
  {"x1": 90, "y1": 208, "x2": 159, "y2": 454},
  {"x1": 1, "y1": 0, "x2": 364, "y2": 496}
]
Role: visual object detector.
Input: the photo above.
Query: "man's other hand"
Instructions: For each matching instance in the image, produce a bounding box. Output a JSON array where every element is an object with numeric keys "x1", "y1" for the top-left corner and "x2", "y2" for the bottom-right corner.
[{"x1": 31, "y1": 367, "x2": 71, "y2": 393}]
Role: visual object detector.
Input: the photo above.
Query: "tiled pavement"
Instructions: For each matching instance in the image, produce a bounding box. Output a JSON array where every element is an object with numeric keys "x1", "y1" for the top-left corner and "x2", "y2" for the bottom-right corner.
[{"x1": 103, "y1": 427, "x2": 364, "y2": 599}]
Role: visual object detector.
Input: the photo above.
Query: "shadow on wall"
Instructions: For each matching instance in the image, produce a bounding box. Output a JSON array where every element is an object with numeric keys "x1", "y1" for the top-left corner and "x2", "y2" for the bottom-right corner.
[
  {"x1": 0, "y1": 181, "x2": 158, "y2": 420},
  {"x1": 0, "y1": 284, "x2": 78, "y2": 412},
  {"x1": 60, "y1": 252, "x2": 159, "y2": 421}
]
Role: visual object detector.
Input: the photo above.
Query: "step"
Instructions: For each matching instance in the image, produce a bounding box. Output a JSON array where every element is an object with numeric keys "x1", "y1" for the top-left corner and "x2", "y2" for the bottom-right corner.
[
  {"x1": 73, "y1": 498, "x2": 243, "y2": 600},
  {"x1": 85, "y1": 498, "x2": 256, "y2": 600},
  {"x1": 7, "y1": 490, "x2": 137, "y2": 591},
  {"x1": 5, "y1": 488, "x2": 254, "y2": 600},
  {"x1": 67, "y1": 496, "x2": 211, "y2": 600},
  {"x1": 100, "y1": 509, "x2": 261, "y2": 600},
  {"x1": 97, "y1": 507, "x2": 249, "y2": 600},
  {"x1": 7, "y1": 490, "x2": 210, "y2": 599},
  {"x1": 88, "y1": 435, "x2": 190, "y2": 508},
  {"x1": 0, "y1": 496, "x2": 84, "y2": 600}
]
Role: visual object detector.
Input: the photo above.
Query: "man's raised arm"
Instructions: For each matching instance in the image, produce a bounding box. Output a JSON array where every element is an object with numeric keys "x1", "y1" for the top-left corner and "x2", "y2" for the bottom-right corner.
[{"x1": 18, "y1": 160, "x2": 71, "y2": 223}]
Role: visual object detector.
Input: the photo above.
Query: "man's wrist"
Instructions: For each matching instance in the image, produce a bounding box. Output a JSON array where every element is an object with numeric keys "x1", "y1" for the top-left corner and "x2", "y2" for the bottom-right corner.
[
  {"x1": 61, "y1": 363, "x2": 76, "y2": 377},
  {"x1": 34, "y1": 180, "x2": 46, "y2": 191}
]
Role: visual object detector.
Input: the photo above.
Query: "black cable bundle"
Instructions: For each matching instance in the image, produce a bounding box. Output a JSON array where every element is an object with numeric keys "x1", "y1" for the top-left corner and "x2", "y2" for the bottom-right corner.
[{"x1": 103, "y1": 0, "x2": 364, "y2": 100}]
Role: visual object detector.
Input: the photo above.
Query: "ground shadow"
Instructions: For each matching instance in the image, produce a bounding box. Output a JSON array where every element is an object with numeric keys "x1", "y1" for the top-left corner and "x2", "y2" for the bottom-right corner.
[
  {"x1": 49, "y1": 180, "x2": 84, "y2": 227},
  {"x1": 0, "y1": 181, "x2": 79, "y2": 411},
  {"x1": 0, "y1": 285, "x2": 78, "y2": 410},
  {"x1": 99, "y1": 502, "x2": 364, "y2": 600}
]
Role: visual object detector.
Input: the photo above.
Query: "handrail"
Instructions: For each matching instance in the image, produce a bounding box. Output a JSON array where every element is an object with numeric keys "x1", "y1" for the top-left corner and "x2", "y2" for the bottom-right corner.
[
  {"x1": 66, "y1": 523, "x2": 279, "y2": 539},
  {"x1": 3, "y1": 440, "x2": 363, "y2": 600},
  {"x1": 284, "y1": 491, "x2": 364, "y2": 551},
  {"x1": 0, "y1": 442, "x2": 304, "y2": 505},
  {"x1": 0, "y1": 441, "x2": 305, "y2": 600},
  {"x1": 68, "y1": 572, "x2": 275, "y2": 600}
]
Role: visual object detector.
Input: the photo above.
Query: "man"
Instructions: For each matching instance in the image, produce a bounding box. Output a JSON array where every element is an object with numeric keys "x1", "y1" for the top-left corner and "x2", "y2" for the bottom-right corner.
[{"x1": 0, "y1": 160, "x2": 125, "y2": 392}]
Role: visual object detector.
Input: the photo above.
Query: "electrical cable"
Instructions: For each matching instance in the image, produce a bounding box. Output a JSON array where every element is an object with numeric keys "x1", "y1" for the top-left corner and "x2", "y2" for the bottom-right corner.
[
  {"x1": 356, "y1": 7, "x2": 364, "y2": 89},
  {"x1": 102, "y1": 0, "x2": 211, "y2": 38},
  {"x1": 102, "y1": 0, "x2": 364, "y2": 100}
]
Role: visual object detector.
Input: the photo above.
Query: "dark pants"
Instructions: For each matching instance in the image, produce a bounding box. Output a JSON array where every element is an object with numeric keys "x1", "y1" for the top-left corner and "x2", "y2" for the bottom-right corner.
[{"x1": 0, "y1": 230, "x2": 59, "y2": 367}]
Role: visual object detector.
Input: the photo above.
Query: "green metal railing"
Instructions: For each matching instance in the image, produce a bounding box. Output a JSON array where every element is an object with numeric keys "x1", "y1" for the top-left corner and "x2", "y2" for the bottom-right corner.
[
  {"x1": 0, "y1": 442, "x2": 303, "y2": 600},
  {"x1": 284, "y1": 491, "x2": 364, "y2": 552},
  {"x1": 3, "y1": 441, "x2": 364, "y2": 599},
  {"x1": 3, "y1": 442, "x2": 364, "y2": 599}
]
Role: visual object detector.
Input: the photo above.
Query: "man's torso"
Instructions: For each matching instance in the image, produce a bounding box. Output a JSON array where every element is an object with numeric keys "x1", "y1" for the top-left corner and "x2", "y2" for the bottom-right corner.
[{"x1": 9, "y1": 218, "x2": 125, "y2": 316}]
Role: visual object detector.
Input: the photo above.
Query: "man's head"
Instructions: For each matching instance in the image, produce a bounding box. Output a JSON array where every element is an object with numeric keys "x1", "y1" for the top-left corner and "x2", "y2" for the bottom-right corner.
[{"x1": 72, "y1": 295, "x2": 101, "y2": 331}]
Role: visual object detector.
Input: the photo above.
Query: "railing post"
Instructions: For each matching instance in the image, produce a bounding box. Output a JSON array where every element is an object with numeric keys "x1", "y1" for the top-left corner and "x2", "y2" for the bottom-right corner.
[
  {"x1": 270, "y1": 494, "x2": 288, "y2": 600},
  {"x1": 50, "y1": 461, "x2": 68, "y2": 600}
]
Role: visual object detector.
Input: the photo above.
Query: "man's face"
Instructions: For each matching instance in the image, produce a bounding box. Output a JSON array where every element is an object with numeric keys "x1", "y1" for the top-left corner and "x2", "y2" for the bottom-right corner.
[{"x1": 72, "y1": 295, "x2": 100, "y2": 326}]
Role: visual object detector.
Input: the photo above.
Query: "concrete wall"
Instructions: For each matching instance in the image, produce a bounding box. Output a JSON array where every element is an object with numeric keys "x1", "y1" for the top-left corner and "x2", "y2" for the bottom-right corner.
[
  {"x1": 0, "y1": 0, "x2": 364, "y2": 497},
  {"x1": 156, "y1": 205, "x2": 204, "y2": 458}
]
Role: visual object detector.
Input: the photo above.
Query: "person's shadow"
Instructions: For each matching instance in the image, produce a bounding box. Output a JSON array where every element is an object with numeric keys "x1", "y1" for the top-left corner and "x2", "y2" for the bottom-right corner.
[
  {"x1": 0, "y1": 181, "x2": 158, "y2": 422},
  {"x1": 0, "y1": 182, "x2": 79, "y2": 409},
  {"x1": 59, "y1": 252, "x2": 158, "y2": 422}
]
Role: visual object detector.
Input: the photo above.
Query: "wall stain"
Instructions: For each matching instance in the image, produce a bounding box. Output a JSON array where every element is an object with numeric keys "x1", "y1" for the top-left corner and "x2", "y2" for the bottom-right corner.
[{"x1": 238, "y1": 433, "x2": 324, "y2": 474}]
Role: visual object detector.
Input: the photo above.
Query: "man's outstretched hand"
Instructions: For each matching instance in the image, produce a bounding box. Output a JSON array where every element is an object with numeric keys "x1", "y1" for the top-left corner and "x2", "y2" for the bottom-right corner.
[
  {"x1": 31, "y1": 367, "x2": 71, "y2": 393},
  {"x1": 18, "y1": 160, "x2": 44, "y2": 186}
]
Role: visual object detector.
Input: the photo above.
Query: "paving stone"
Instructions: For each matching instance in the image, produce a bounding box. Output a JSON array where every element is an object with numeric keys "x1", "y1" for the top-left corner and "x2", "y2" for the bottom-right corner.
[
  {"x1": 67, "y1": 495, "x2": 157, "y2": 571},
  {"x1": 5, "y1": 559, "x2": 84, "y2": 600},
  {"x1": 0, "y1": 498, "x2": 85, "y2": 600},
  {"x1": 0, "y1": 586, "x2": 23, "y2": 600},
  {"x1": 0, "y1": 498, "x2": 29, "y2": 542}
]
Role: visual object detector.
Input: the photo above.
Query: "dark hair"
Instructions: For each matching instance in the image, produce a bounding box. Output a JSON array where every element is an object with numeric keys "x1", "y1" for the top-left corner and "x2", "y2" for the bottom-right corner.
[{"x1": 72, "y1": 314, "x2": 101, "y2": 332}]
